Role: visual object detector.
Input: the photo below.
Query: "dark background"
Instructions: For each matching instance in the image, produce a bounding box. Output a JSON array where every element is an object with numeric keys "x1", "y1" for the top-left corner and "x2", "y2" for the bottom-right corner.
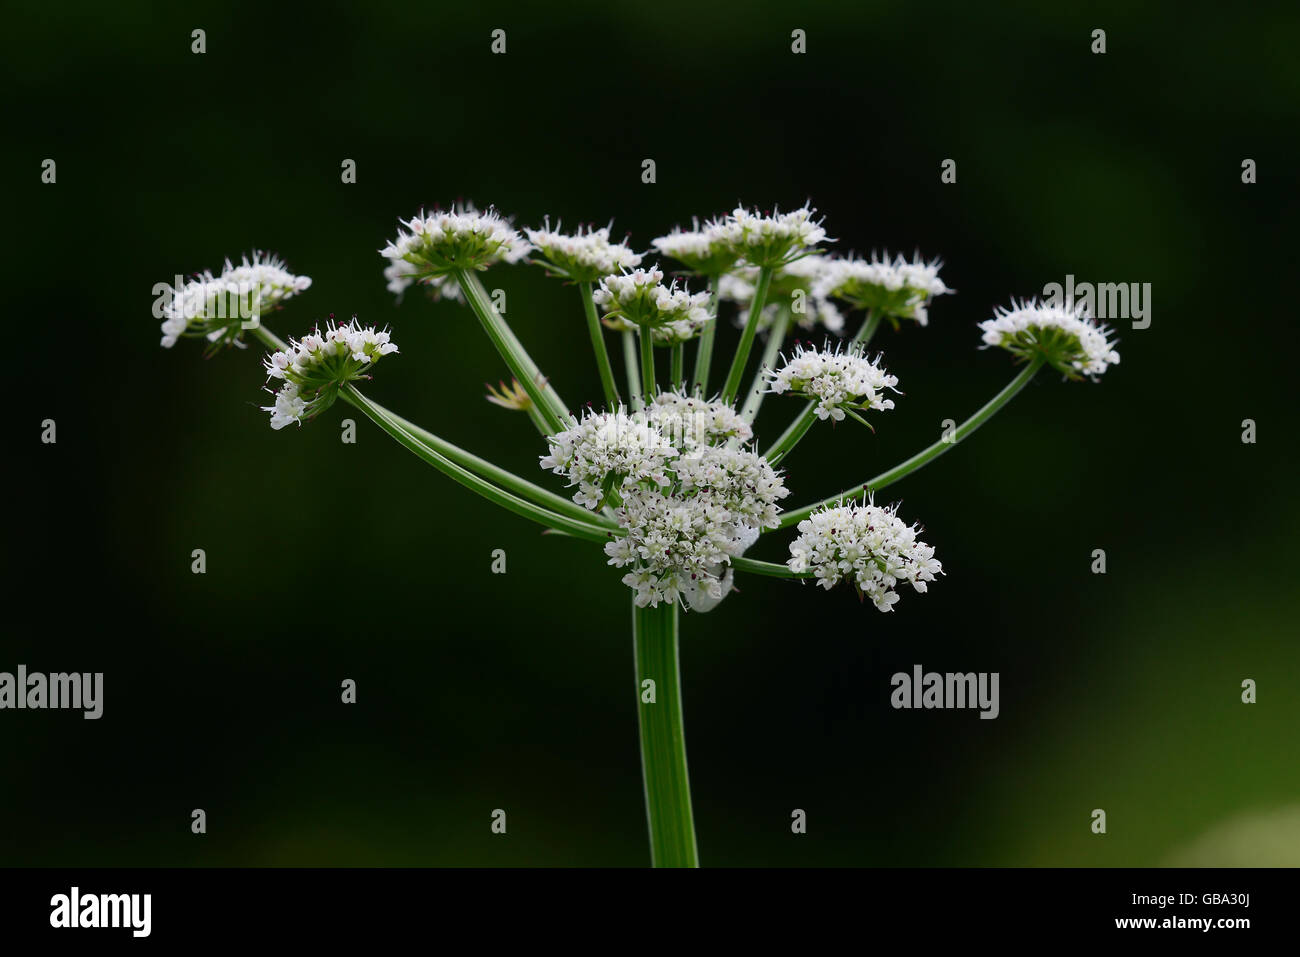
[{"x1": 5, "y1": 0, "x2": 1298, "y2": 866}]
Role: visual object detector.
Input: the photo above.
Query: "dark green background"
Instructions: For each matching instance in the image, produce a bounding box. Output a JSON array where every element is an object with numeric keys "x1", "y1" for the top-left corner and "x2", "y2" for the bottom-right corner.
[{"x1": 6, "y1": 1, "x2": 1298, "y2": 865}]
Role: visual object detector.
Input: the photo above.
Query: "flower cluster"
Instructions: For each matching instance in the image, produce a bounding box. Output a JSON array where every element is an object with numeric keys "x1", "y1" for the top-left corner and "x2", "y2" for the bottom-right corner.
[
  {"x1": 593, "y1": 268, "x2": 713, "y2": 344},
  {"x1": 722, "y1": 256, "x2": 845, "y2": 334},
  {"x1": 787, "y1": 499, "x2": 942, "y2": 611},
  {"x1": 379, "y1": 205, "x2": 530, "y2": 280},
  {"x1": 651, "y1": 217, "x2": 741, "y2": 277},
  {"x1": 542, "y1": 397, "x2": 788, "y2": 609},
  {"x1": 721, "y1": 203, "x2": 829, "y2": 268},
  {"x1": 261, "y1": 318, "x2": 399, "y2": 429},
  {"x1": 160, "y1": 252, "x2": 312, "y2": 350},
  {"x1": 383, "y1": 261, "x2": 464, "y2": 302},
  {"x1": 978, "y1": 299, "x2": 1120, "y2": 379},
  {"x1": 812, "y1": 253, "x2": 949, "y2": 326},
  {"x1": 767, "y1": 343, "x2": 899, "y2": 421},
  {"x1": 525, "y1": 222, "x2": 643, "y2": 282}
]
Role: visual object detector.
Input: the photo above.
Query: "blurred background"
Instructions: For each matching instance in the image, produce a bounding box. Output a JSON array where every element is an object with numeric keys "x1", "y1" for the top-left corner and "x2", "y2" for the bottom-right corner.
[{"x1": 5, "y1": 0, "x2": 1298, "y2": 866}]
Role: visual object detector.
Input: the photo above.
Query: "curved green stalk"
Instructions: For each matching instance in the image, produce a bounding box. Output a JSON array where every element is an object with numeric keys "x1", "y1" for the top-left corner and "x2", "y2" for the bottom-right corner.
[
  {"x1": 633, "y1": 600, "x2": 698, "y2": 868},
  {"x1": 579, "y1": 281, "x2": 621, "y2": 409},
  {"x1": 691, "y1": 273, "x2": 722, "y2": 396},
  {"x1": 248, "y1": 325, "x2": 604, "y2": 528},
  {"x1": 720, "y1": 266, "x2": 773, "y2": 405},
  {"x1": 455, "y1": 269, "x2": 570, "y2": 434},
  {"x1": 740, "y1": 304, "x2": 791, "y2": 424},
  {"x1": 777, "y1": 356, "x2": 1046, "y2": 528},
  {"x1": 346, "y1": 386, "x2": 613, "y2": 542},
  {"x1": 762, "y1": 401, "x2": 820, "y2": 465},
  {"x1": 623, "y1": 330, "x2": 643, "y2": 411}
]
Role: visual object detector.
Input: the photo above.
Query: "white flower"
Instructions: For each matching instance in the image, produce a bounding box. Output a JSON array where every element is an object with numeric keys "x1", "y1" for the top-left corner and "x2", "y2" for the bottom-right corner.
[
  {"x1": 261, "y1": 382, "x2": 309, "y2": 430},
  {"x1": 379, "y1": 204, "x2": 530, "y2": 280},
  {"x1": 766, "y1": 342, "x2": 899, "y2": 421},
  {"x1": 978, "y1": 298, "x2": 1120, "y2": 379},
  {"x1": 525, "y1": 221, "x2": 642, "y2": 282},
  {"x1": 160, "y1": 251, "x2": 311, "y2": 350},
  {"x1": 723, "y1": 256, "x2": 845, "y2": 334},
  {"x1": 644, "y1": 390, "x2": 752, "y2": 449},
  {"x1": 540, "y1": 409, "x2": 678, "y2": 510},
  {"x1": 260, "y1": 318, "x2": 399, "y2": 428},
  {"x1": 651, "y1": 217, "x2": 741, "y2": 276},
  {"x1": 592, "y1": 267, "x2": 713, "y2": 343},
  {"x1": 812, "y1": 253, "x2": 949, "y2": 325},
  {"x1": 787, "y1": 499, "x2": 942, "y2": 611},
  {"x1": 718, "y1": 203, "x2": 830, "y2": 268}
]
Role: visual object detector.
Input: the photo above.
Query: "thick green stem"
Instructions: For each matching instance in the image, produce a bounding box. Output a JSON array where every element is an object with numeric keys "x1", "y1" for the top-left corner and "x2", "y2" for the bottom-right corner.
[
  {"x1": 455, "y1": 270, "x2": 570, "y2": 434},
  {"x1": 691, "y1": 274, "x2": 722, "y2": 397},
  {"x1": 763, "y1": 401, "x2": 820, "y2": 465},
  {"x1": 579, "y1": 282, "x2": 621, "y2": 409},
  {"x1": 732, "y1": 556, "x2": 812, "y2": 579},
  {"x1": 623, "y1": 330, "x2": 643, "y2": 411},
  {"x1": 720, "y1": 266, "x2": 773, "y2": 405},
  {"x1": 740, "y1": 304, "x2": 791, "y2": 424},
  {"x1": 638, "y1": 326, "x2": 657, "y2": 403},
  {"x1": 346, "y1": 386, "x2": 613, "y2": 542},
  {"x1": 777, "y1": 356, "x2": 1046, "y2": 528},
  {"x1": 633, "y1": 600, "x2": 698, "y2": 868},
  {"x1": 670, "y1": 343, "x2": 684, "y2": 391},
  {"x1": 851, "y1": 308, "x2": 881, "y2": 347}
]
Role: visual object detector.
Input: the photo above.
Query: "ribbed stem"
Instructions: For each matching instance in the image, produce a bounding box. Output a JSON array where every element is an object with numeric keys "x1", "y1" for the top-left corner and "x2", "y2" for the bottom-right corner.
[
  {"x1": 691, "y1": 274, "x2": 721, "y2": 396},
  {"x1": 762, "y1": 401, "x2": 820, "y2": 465},
  {"x1": 623, "y1": 330, "x2": 643, "y2": 411},
  {"x1": 777, "y1": 356, "x2": 1046, "y2": 528},
  {"x1": 740, "y1": 304, "x2": 790, "y2": 424},
  {"x1": 720, "y1": 266, "x2": 773, "y2": 405},
  {"x1": 579, "y1": 282, "x2": 621, "y2": 409},
  {"x1": 671, "y1": 343, "x2": 685, "y2": 391},
  {"x1": 638, "y1": 326, "x2": 657, "y2": 403},
  {"x1": 851, "y1": 308, "x2": 881, "y2": 347},
  {"x1": 633, "y1": 600, "x2": 698, "y2": 868},
  {"x1": 455, "y1": 270, "x2": 569, "y2": 434}
]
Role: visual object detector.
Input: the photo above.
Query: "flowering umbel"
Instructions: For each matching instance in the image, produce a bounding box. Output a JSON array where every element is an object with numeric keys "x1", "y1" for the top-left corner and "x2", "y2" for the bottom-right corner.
[
  {"x1": 380, "y1": 205, "x2": 530, "y2": 281},
  {"x1": 813, "y1": 253, "x2": 949, "y2": 327},
  {"x1": 159, "y1": 252, "x2": 311, "y2": 351},
  {"x1": 787, "y1": 498, "x2": 942, "y2": 611},
  {"x1": 978, "y1": 299, "x2": 1120, "y2": 379},
  {"x1": 261, "y1": 318, "x2": 399, "y2": 429},
  {"x1": 767, "y1": 343, "x2": 900, "y2": 422},
  {"x1": 525, "y1": 222, "x2": 642, "y2": 282},
  {"x1": 593, "y1": 267, "x2": 714, "y2": 344}
]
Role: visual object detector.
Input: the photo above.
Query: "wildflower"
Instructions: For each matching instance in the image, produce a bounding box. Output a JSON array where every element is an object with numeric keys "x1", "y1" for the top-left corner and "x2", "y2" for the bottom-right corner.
[
  {"x1": 525, "y1": 222, "x2": 642, "y2": 282},
  {"x1": 383, "y1": 260, "x2": 463, "y2": 302},
  {"x1": 260, "y1": 317, "x2": 399, "y2": 429},
  {"x1": 379, "y1": 204, "x2": 530, "y2": 280},
  {"x1": 592, "y1": 267, "x2": 713, "y2": 343},
  {"x1": 812, "y1": 253, "x2": 949, "y2": 326},
  {"x1": 651, "y1": 217, "x2": 742, "y2": 277},
  {"x1": 978, "y1": 299, "x2": 1120, "y2": 379},
  {"x1": 767, "y1": 342, "x2": 899, "y2": 421},
  {"x1": 719, "y1": 203, "x2": 829, "y2": 268},
  {"x1": 722, "y1": 256, "x2": 845, "y2": 334},
  {"x1": 159, "y1": 252, "x2": 311, "y2": 350},
  {"x1": 644, "y1": 390, "x2": 752, "y2": 449},
  {"x1": 485, "y1": 378, "x2": 533, "y2": 411},
  {"x1": 540, "y1": 409, "x2": 678, "y2": 510},
  {"x1": 786, "y1": 498, "x2": 942, "y2": 611}
]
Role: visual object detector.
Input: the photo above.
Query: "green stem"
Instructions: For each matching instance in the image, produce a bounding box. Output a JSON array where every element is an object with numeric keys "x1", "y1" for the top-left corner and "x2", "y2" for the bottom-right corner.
[
  {"x1": 250, "y1": 325, "x2": 603, "y2": 527},
  {"x1": 579, "y1": 282, "x2": 621, "y2": 409},
  {"x1": 691, "y1": 274, "x2": 721, "y2": 396},
  {"x1": 633, "y1": 600, "x2": 698, "y2": 868},
  {"x1": 777, "y1": 356, "x2": 1046, "y2": 528},
  {"x1": 851, "y1": 308, "x2": 881, "y2": 347},
  {"x1": 623, "y1": 330, "x2": 643, "y2": 411},
  {"x1": 740, "y1": 304, "x2": 791, "y2": 424},
  {"x1": 455, "y1": 270, "x2": 570, "y2": 434},
  {"x1": 345, "y1": 386, "x2": 614, "y2": 542},
  {"x1": 731, "y1": 556, "x2": 812, "y2": 579},
  {"x1": 720, "y1": 266, "x2": 773, "y2": 405},
  {"x1": 670, "y1": 343, "x2": 684, "y2": 391},
  {"x1": 638, "y1": 326, "x2": 657, "y2": 403},
  {"x1": 762, "y1": 401, "x2": 820, "y2": 465}
]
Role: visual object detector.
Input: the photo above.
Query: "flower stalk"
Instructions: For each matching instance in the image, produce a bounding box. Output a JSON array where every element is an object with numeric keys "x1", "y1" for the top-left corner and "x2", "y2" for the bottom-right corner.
[
  {"x1": 633, "y1": 599, "x2": 698, "y2": 868},
  {"x1": 691, "y1": 274, "x2": 722, "y2": 395},
  {"x1": 720, "y1": 265, "x2": 773, "y2": 404},
  {"x1": 579, "y1": 281, "x2": 621, "y2": 409},
  {"x1": 740, "y1": 303, "x2": 791, "y2": 424}
]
